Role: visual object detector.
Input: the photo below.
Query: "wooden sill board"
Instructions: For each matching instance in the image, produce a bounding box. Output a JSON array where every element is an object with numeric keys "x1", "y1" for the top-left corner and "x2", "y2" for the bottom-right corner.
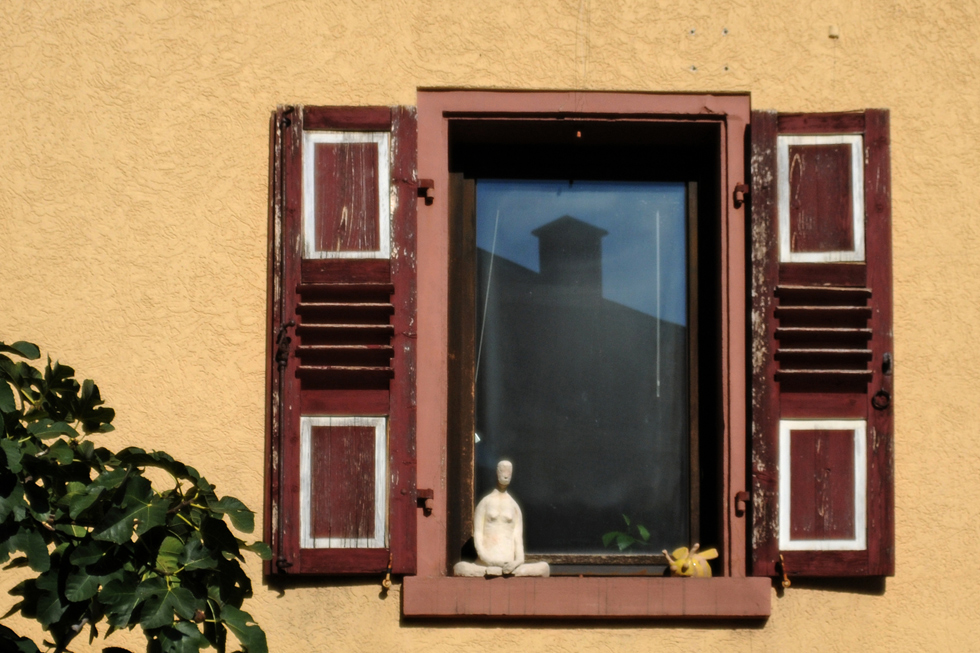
[{"x1": 402, "y1": 576, "x2": 771, "y2": 618}]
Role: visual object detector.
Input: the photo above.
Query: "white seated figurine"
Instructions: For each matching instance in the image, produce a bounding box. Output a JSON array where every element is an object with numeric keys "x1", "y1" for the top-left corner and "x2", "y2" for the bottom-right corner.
[{"x1": 453, "y1": 460, "x2": 550, "y2": 578}]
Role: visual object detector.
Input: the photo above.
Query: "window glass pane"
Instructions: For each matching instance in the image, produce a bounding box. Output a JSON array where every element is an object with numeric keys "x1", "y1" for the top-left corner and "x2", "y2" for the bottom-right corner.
[{"x1": 474, "y1": 179, "x2": 689, "y2": 555}]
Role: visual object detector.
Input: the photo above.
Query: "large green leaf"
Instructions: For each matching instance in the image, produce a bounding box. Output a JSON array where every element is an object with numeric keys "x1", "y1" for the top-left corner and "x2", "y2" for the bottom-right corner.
[
  {"x1": 77, "y1": 439, "x2": 95, "y2": 461},
  {"x1": 91, "y1": 508, "x2": 136, "y2": 544},
  {"x1": 207, "y1": 496, "x2": 254, "y2": 533},
  {"x1": 0, "y1": 480, "x2": 26, "y2": 522},
  {"x1": 116, "y1": 449, "x2": 199, "y2": 484},
  {"x1": 69, "y1": 540, "x2": 110, "y2": 567},
  {"x1": 243, "y1": 541, "x2": 272, "y2": 561},
  {"x1": 211, "y1": 559, "x2": 251, "y2": 605},
  {"x1": 153, "y1": 621, "x2": 208, "y2": 653},
  {"x1": 0, "y1": 381, "x2": 15, "y2": 414},
  {"x1": 139, "y1": 585, "x2": 198, "y2": 630},
  {"x1": 178, "y1": 536, "x2": 217, "y2": 571},
  {"x1": 76, "y1": 378, "x2": 115, "y2": 433},
  {"x1": 65, "y1": 569, "x2": 101, "y2": 602},
  {"x1": 92, "y1": 477, "x2": 167, "y2": 543},
  {"x1": 11, "y1": 527, "x2": 50, "y2": 572},
  {"x1": 69, "y1": 486, "x2": 104, "y2": 519},
  {"x1": 220, "y1": 605, "x2": 268, "y2": 653},
  {"x1": 34, "y1": 573, "x2": 67, "y2": 627},
  {"x1": 171, "y1": 621, "x2": 209, "y2": 652},
  {"x1": 21, "y1": 480, "x2": 50, "y2": 516},
  {"x1": 100, "y1": 577, "x2": 140, "y2": 628},
  {"x1": 58, "y1": 481, "x2": 89, "y2": 516},
  {"x1": 44, "y1": 360, "x2": 77, "y2": 395},
  {"x1": 200, "y1": 516, "x2": 241, "y2": 560},
  {"x1": 0, "y1": 342, "x2": 41, "y2": 360},
  {"x1": 46, "y1": 439, "x2": 74, "y2": 465},
  {"x1": 53, "y1": 523, "x2": 87, "y2": 538},
  {"x1": 86, "y1": 547, "x2": 131, "y2": 587},
  {"x1": 1, "y1": 440, "x2": 23, "y2": 473},
  {"x1": 156, "y1": 536, "x2": 184, "y2": 575},
  {"x1": 26, "y1": 419, "x2": 78, "y2": 440},
  {"x1": 136, "y1": 576, "x2": 167, "y2": 600},
  {"x1": 92, "y1": 467, "x2": 129, "y2": 491}
]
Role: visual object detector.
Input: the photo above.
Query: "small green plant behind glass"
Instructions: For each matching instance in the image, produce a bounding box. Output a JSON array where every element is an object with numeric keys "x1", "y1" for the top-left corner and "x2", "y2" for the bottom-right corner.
[
  {"x1": 601, "y1": 514, "x2": 652, "y2": 551},
  {"x1": 0, "y1": 341, "x2": 270, "y2": 653}
]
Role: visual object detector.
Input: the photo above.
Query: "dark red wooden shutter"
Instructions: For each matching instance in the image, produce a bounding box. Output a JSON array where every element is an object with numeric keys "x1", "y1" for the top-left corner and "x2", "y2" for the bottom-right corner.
[
  {"x1": 266, "y1": 106, "x2": 417, "y2": 575},
  {"x1": 750, "y1": 110, "x2": 893, "y2": 577}
]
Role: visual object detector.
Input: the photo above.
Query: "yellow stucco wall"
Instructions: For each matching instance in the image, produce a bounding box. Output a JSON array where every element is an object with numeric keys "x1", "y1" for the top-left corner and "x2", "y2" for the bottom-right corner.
[{"x1": 2, "y1": 0, "x2": 979, "y2": 650}]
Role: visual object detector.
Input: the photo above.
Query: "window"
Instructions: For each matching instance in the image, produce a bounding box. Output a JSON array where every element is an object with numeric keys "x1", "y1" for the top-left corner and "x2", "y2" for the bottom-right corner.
[
  {"x1": 446, "y1": 118, "x2": 721, "y2": 573},
  {"x1": 264, "y1": 95, "x2": 894, "y2": 618},
  {"x1": 405, "y1": 91, "x2": 769, "y2": 617}
]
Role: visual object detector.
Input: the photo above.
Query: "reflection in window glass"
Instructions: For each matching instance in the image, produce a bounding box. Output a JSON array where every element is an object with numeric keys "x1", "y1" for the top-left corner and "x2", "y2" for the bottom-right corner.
[{"x1": 474, "y1": 180, "x2": 689, "y2": 555}]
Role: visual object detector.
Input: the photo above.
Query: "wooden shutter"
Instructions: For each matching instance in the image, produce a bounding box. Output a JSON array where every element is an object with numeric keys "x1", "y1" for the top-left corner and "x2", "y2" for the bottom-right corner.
[
  {"x1": 265, "y1": 106, "x2": 418, "y2": 575},
  {"x1": 750, "y1": 110, "x2": 893, "y2": 577}
]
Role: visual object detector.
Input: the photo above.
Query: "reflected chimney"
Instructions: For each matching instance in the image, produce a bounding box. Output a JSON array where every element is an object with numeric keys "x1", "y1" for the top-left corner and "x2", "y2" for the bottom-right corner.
[{"x1": 532, "y1": 215, "x2": 608, "y2": 296}]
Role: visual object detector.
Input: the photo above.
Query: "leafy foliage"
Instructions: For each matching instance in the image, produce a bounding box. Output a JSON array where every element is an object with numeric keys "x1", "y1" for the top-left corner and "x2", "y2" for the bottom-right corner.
[
  {"x1": 0, "y1": 341, "x2": 270, "y2": 653},
  {"x1": 601, "y1": 514, "x2": 652, "y2": 551}
]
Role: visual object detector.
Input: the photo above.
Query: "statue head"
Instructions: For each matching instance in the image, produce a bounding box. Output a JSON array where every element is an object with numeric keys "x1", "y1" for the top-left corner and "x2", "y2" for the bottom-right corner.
[{"x1": 496, "y1": 460, "x2": 513, "y2": 488}]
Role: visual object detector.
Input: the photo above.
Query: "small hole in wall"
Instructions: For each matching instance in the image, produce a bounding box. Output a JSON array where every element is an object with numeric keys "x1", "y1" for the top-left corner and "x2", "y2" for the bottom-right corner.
[
  {"x1": 722, "y1": 27, "x2": 729, "y2": 35},
  {"x1": 688, "y1": 28, "x2": 696, "y2": 35},
  {"x1": 690, "y1": 65, "x2": 697, "y2": 72},
  {"x1": 724, "y1": 65, "x2": 730, "y2": 71}
]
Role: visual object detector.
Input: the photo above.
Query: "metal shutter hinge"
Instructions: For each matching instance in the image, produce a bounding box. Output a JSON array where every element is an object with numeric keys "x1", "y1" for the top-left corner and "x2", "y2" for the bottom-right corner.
[
  {"x1": 733, "y1": 183, "x2": 750, "y2": 208},
  {"x1": 734, "y1": 490, "x2": 750, "y2": 517},
  {"x1": 415, "y1": 488, "x2": 434, "y2": 515},
  {"x1": 418, "y1": 179, "x2": 435, "y2": 205}
]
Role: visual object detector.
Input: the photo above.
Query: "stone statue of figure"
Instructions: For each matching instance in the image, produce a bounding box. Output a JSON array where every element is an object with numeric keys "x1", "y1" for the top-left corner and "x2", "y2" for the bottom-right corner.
[{"x1": 453, "y1": 460, "x2": 550, "y2": 578}]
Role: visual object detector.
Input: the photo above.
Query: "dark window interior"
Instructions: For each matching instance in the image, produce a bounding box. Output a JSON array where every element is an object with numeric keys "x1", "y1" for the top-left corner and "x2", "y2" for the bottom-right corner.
[{"x1": 447, "y1": 118, "x2": 723, "y2": 574}]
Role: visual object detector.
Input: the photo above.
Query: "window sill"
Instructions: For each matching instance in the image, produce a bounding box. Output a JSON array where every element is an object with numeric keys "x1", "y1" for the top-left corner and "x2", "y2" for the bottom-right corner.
[{"x1": 402, "y1": 576, "x2": 771, "y2": 618}]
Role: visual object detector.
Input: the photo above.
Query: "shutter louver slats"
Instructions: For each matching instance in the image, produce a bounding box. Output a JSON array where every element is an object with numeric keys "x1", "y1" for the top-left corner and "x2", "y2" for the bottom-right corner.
[
  {"x1": 295, "y1": 282, "x2": 396, "y2": 386},
  {"x1": 750, "y1": 110, "x2": 894, "y2": 578},
  {"x1": 266, "y1": 105, "x2": 418, "y2": 576}
]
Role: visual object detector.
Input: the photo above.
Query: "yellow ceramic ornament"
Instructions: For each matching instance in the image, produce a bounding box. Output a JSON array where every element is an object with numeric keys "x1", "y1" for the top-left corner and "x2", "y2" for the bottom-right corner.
[{"x1": 662, "y1": 543, "x2": 718, "y2": 577}]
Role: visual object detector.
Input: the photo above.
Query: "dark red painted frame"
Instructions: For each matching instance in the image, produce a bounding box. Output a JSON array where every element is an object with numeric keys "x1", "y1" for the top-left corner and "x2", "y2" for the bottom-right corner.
[{"x1": 404, "y1": 90, "x2": 770, "y2": 618}]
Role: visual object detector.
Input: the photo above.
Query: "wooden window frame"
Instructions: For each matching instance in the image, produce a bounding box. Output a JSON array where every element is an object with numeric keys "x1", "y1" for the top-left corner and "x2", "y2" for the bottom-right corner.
[{"x1": 403, "y1": 90, "x2": 770, "y2": 618}]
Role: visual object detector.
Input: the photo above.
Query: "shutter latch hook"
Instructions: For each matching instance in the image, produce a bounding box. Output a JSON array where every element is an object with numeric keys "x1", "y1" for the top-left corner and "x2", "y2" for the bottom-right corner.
[
  {"x1": 381, "y1": 553, "x2": 393, "y2": 593},
  {"x1": 275, "y1": 321, "x2": 296, "y2": 369}
]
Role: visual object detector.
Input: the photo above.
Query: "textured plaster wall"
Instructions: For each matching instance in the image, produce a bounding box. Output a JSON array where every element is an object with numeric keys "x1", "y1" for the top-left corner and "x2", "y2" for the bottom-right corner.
[{"x1": 1, "y1": 0, "x2": 979, "y2": 651}]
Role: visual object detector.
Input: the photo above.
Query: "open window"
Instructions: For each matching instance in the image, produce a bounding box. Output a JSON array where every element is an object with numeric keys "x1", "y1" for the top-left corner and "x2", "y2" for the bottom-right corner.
[
  {"x1": 264, "y1": 94, "x2": 894, "y2": 618},
  {"x1": 402, "y1": 91, "x2": 769, "y2": 617}
]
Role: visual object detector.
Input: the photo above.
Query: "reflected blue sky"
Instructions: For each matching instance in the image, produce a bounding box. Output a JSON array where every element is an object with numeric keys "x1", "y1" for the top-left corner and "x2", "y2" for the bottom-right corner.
[{"x1": 476, "y1": 180, "x2": 687, "y2": 325}]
